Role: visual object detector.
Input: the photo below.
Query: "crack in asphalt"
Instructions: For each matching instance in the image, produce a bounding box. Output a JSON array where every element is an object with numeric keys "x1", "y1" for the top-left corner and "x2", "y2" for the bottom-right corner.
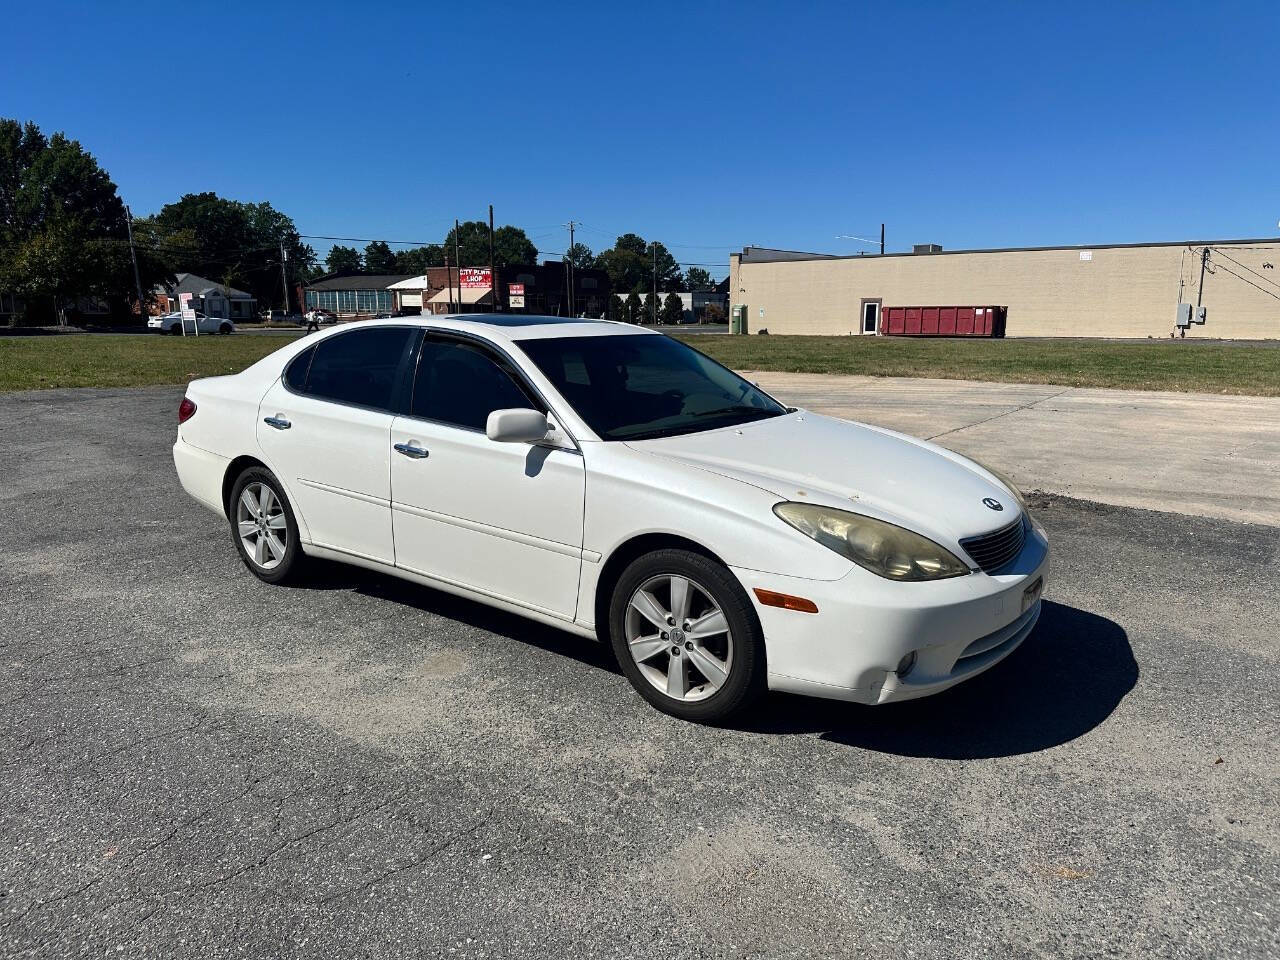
[{"x1": 926, "y1": 387, "x2": 1073, "y2": 441}]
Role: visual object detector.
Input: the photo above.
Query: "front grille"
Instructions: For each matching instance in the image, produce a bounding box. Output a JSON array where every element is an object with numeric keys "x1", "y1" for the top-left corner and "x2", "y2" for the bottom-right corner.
[{"x1": 960, "y1": 515, "x2": 1027, "y2": 574}]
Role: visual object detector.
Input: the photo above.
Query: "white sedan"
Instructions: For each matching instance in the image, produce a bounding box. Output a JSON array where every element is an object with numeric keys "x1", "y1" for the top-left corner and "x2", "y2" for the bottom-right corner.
[
  {"x1": 173, "y1": 316, "x2": 1049, "y2": 721},
  {"x1": 149, "y1": 312, "x2": 236, "y2": 335}
]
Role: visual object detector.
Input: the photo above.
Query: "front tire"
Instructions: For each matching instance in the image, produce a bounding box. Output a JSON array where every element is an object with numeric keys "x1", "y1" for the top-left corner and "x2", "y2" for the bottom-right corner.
[
  {"x1": 608, "y1": 549, "x2": 765, "y2": 722},
  {"x1": 228, "y1": 467, "x2": 304, "y2": 583}
]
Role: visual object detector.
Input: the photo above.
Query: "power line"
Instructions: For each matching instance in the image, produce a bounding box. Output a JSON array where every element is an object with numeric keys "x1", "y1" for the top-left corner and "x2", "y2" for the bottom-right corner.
[
  {"x1": 1206, "y1": 257, "x2": 1280, "y2": 303},
  {"x1": 1209, "y1": 246, "x2": 1280, "y2": 291}
]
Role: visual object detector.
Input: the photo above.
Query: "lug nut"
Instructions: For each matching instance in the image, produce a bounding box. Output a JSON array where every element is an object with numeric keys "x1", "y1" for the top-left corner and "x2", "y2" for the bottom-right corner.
[
  {"x1": 671, "y1": 646, "x2": 681, "y2": 656},
  {"x1": 684, "y1": 641, "x2": 693, "y2": 650}
]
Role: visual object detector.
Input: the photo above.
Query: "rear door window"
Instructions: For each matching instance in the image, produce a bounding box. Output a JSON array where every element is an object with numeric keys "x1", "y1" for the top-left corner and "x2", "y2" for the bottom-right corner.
[{"x1": 296, "y1": 327, "x2": 414, "y2": 411}]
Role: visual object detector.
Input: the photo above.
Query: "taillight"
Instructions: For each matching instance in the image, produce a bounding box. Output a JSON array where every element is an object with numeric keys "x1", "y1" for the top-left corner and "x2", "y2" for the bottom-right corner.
[{"x1": 178, "y1": 397, "x2": 197, "y2": 424}]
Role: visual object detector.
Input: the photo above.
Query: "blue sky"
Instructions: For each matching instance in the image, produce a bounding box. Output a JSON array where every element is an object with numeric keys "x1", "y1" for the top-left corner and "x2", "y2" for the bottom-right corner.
[{"x1": 3, "y1": 1, "x2": 1277, "y2": 274}]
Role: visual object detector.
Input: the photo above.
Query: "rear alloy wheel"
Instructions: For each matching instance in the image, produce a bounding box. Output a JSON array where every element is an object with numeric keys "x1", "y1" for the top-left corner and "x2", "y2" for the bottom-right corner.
[
  {"x1": 219, "y1": 323, "x2": 232, "y2": 335},
  {"x1": 229, "y1": 467, "x2": 303, "y2": 583},
  {"x1": 609, "y1": 549, "x2": 765, "y2": 722}
]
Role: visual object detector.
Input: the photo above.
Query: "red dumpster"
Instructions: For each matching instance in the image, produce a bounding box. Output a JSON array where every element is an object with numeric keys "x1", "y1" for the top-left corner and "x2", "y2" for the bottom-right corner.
[{"x1": 880, "y1": 305, "x2": 1007, "y2": 337}]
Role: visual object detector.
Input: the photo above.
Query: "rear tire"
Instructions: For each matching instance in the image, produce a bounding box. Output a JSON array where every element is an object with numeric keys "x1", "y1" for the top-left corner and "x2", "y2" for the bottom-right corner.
[
  {"x1": 219, "y1": 323, "x2": 232, "y2": 335},
  {"x1": 228, "y1": 467, "x2": 304, "y2": 584},
  {"x1": 608, "y1": 549, "x2": 765, "y2": 723}
]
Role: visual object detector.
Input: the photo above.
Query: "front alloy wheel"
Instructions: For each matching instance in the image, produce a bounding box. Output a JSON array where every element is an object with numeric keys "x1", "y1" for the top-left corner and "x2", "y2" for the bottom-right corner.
[
  {"x1": 626, "y1": 574, "x2": 734, "y2": 703},
  {"x1": 609, "y1": 549, "x2": 764, "y2": 722}
]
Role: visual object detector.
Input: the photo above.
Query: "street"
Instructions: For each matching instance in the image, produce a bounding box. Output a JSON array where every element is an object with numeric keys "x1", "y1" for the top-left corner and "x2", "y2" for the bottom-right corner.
[{"x1": 1, "y1": 387, "x2": 1277, "y2": 959}]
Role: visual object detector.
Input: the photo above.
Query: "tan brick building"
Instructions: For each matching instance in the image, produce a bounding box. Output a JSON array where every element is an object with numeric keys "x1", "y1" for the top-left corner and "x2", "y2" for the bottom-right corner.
[{"x1": 728, "y1": 239, "x2": 1280, "y2": 339}]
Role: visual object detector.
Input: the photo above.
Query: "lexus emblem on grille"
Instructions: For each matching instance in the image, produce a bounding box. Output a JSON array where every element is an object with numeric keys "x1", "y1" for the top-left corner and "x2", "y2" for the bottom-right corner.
[{"x1": 982, "y1": 497, "x2": 1004, "y2": 511}]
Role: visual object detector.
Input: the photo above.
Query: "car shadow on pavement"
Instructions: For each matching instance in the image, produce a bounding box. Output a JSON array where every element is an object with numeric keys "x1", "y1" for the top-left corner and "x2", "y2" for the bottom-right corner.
[
  {"x1": 742, "y1": 600, "x2": 1138, "y2": 759},
  {"x1": 294, "y1": 558, "x2": 622, "y2": 676}
]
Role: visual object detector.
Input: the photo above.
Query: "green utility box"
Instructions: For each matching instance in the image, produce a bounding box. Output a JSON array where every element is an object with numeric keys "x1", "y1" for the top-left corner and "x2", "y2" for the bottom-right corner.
[{"x1": 730, "y1": 305, "x2": 748, "y2": 334}]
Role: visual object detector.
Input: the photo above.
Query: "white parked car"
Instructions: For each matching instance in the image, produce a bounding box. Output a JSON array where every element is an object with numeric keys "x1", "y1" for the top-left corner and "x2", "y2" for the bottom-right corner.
[
  {"x1": 173, "y1": 316, "x2": 1049, "y2": 721},
  {"x1": 148, "y1": 312, "x2": 235, "y2": 335}
]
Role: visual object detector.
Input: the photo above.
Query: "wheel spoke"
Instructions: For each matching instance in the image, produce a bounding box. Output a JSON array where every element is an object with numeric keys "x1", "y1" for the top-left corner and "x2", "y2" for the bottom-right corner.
[
  {"x1": 629, "y1": 590, "x2": 670, "y2": 630},
  {"x1": 239, "y1": 489, "x2": 260, "y2": 518},
  {"x1": 687, "y1": 609, "x2": 727, "y2": 641},
  {"x1": 237, "y1": 520, "x2": 258, "y2": 538},
  {"x1": 264, "y1": 531, "x2": 286, "y2": 561},
  {"x1": 257, "y1": 484, "x2": 272, "y2": 514},
  {"x1": 629, "y1": 634, "x2": 668, "y2": 663},
  {"x1": 666, "y1": 651, "x2": 688, "y2": 698},
  {"x1": 686, "y1": 644, "x2": 729, "y2": 690},
  {"x1": 253, "y1": 534, "x2": 267, "y2": 565},
  {"x1": 668, "y1": 576, "x2": 691, "y2": 623},
  {"x1": 266, "y1": 513, "x2": 287, "y2": 531}
]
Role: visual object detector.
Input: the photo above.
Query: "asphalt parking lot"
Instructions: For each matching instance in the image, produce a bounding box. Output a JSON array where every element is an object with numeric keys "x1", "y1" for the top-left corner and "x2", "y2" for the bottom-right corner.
[{"x1": 2, "y1": 387, "x2": 1278, "y2": 959}]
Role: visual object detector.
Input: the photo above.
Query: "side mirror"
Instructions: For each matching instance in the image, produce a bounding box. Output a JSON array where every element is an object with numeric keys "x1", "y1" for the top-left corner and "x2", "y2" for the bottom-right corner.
[{"x1": 486, "y1": 408, "x2": 549, "y2": 443}]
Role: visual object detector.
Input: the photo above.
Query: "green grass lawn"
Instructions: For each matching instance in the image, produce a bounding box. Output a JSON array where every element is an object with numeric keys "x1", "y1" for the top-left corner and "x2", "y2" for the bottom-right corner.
[
  {"x1": 679, "y1": 335, "x2": 1280, "y2": 396},
  {"x1": 1, "y1": 331, "x2": 1277, "y2": 396},
  {"x1": 0, "y1": 334, "x2": 290, "y2": 392}
]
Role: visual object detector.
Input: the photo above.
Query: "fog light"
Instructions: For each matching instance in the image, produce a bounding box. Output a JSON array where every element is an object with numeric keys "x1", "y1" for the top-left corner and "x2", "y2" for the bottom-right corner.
[{"x1": 896, "y1": 651, "x2": 917, "y2": 678}]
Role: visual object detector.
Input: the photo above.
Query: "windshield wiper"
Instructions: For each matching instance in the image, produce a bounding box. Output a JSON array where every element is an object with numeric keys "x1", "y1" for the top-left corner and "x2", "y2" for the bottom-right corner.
[{"x1": 690, "y1": 405, "x2": 779, "y2": 419}]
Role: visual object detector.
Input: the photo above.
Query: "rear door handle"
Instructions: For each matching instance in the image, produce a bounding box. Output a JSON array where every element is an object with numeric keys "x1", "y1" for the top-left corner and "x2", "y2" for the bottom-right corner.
[
  {"x1": 394, "y1": 441, "x2": 429, "y2": 459},
  {"x1": 263, "y1": 416, "x2": 291, "y2": 430}
]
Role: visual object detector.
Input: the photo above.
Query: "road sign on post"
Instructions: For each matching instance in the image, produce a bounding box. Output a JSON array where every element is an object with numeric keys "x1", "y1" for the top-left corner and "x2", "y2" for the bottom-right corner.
[
  {"x1": 179, "y1": 292, "x2": 197, "y2": 337},
  {"x1": 508, "y1": 283, "x2": 525, "y2": 309}
]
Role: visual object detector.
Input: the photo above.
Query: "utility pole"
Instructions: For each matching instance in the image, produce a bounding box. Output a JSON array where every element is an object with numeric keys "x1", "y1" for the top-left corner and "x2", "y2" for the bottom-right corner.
[
  {"x1": 279, "y1": 241, "x2": 291, "y2": 316},
  {"x1": 565, "y1": 220, "x2": 578, "y2": 318},
  {"x1": 651, "y1": 243, "x2": 658, "y2": 325},
  {"x1": 1196, "y1": 245, "x2": 1209, "y2": 309},
  {"x1": 880, "y1": 223, "x2": 885, "y2": 255},
  {"x1": 125, "y1": 205, "x2": 146, "y2": 323},
  {"x1": 444, "y1": 250, "x2": 453, "y2": 312},
  {"x1": 454, "y1": 218, "x2": 462, "y2": 314},
  {"x1": 488, "y1": 204, "x2": 497, "y2": 313}
]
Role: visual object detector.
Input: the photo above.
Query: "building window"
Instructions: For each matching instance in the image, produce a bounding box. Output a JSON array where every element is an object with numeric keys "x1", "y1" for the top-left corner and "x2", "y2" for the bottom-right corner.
[{"x1": 580, "y1": 277, "x2": 597, "y2": 290}]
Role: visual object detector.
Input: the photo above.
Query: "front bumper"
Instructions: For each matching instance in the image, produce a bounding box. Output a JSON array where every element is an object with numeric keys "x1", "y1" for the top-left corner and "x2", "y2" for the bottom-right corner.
[{"x1": 732, "y1": 521, "x2": 1050, "y2": 705}]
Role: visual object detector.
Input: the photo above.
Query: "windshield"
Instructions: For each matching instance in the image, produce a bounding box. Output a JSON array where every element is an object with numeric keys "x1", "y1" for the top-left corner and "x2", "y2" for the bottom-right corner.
[{"x1": 515, "y1": 333, "x2": 788, "y2": 441}]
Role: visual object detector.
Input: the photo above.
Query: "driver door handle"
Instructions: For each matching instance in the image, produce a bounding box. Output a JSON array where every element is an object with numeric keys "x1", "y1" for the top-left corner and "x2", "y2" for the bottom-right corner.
[
  {"x1": 394, "y1": 441, "x2": 429, "y2": 459},
  {"x1": 264, "y1": 416, "x2": 291, "y2": 430}
]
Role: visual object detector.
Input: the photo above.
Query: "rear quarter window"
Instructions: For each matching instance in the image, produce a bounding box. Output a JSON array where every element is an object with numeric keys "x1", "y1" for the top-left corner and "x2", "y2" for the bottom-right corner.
[{"x1": 285, "y1": 346, "x2": 314, "y2": 392}]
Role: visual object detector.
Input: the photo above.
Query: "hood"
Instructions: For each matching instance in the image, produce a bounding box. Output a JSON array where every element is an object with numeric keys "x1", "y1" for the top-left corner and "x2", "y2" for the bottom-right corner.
[{"x1": 625, "y1": 411, "x2": 1019, "y2": 545}]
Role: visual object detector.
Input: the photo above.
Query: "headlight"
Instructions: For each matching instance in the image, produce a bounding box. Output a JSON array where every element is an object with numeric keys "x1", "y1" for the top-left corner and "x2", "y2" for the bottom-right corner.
[
  {"x1": 969, "y1": 458, "x2": 1026, "y2": 512},
  {"x1": 773, "y1": 503, "x2": 970, "y2": 581}
]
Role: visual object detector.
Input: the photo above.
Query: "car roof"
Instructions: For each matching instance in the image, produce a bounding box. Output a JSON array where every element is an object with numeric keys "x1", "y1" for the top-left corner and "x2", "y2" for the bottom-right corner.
[{"x1": 355, "y1": 314, "x2": 659, "y2": 342}]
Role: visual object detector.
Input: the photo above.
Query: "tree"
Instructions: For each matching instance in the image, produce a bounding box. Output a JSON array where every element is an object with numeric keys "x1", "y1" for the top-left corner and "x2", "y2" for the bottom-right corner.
[
  {"x1": 648, "y1": 241, "x2": 682, "y2": 291},
  {"x1": 443, "y1": 221, "x2": 537, "y2": 267},
  {"x1": 141, "y1": 192, "x2": 316, "y2": 306},
  {"x1": 661, "y1": 292, "x2": 685, "y2": 325},
  {"x1": 593, "y1": 234, "x2": 681, "y2": 295},
  {"x1": 363, "y1": 240, "x2": 397, "y2": 274},
  {"x1": 624, "y1": 291, "x2": 644, "y2": 324},
  {"x1": 325, "y1": 245, "x2": 362, "y2": 274},
  {"x1": 0, "y1": 118, "x2": 165, "y2": 324},
  {"x1": 566, "y1": 242, "x2": 594, "y2": 270},
  {"x1": 607, "y1": 294, "x2": 624, "y2": 322},
  {"x1": 394, "y1": 245, "x2": 444, "y2": 273},
  {"x1": 684, "y1": 267, "x2": 713, "y2": 291}
]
